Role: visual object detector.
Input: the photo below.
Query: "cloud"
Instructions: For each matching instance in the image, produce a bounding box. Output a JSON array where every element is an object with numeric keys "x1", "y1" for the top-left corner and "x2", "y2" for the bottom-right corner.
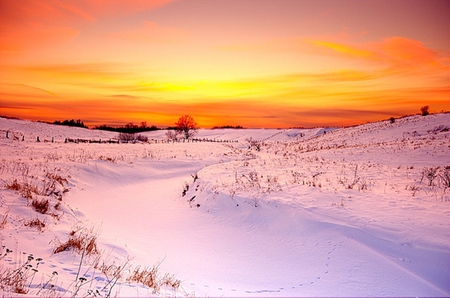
[
  {"x1": 0, "y1": 83, "x2": 55, "y2": 96},
  {"x1": 0, "y1": 0, "x2": 178, "y2": 55},
  {"x1": 308, "y1": 40, "x2": 373, "y2": 58},
  {"x1": 309, "y1": 36, "x2": 449, "y2": 71}
]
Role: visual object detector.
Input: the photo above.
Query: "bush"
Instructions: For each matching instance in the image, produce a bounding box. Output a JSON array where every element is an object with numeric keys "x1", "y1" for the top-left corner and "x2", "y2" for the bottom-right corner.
[
  {"x1": 118, "y1": 132, "x2": 135, "y2": 142},
  {"x1": 441, "y1": 166, "x2": 450, "y2": 189},
  {"x1": 420, "y1": 105, "x2": 429, "y2": 116},
  {"x1": 422, "y1": 167, "x2": 439, "y2": 186},
  {"x1": 166, "y1": 130, "x2": 180, "y2": 141},
  {"x1": 136, "y1": 134, "x2": 148, "y2": 142}
]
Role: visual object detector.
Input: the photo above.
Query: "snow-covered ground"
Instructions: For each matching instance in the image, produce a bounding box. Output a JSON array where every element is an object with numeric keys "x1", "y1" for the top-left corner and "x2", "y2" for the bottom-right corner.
[{"x1": 1, "y1": 114, "x2": 449, "y2": 297}]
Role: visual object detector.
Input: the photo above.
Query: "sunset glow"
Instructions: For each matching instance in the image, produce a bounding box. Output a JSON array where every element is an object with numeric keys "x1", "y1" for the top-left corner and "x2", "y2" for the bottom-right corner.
[{"x1": 1, "y1": 0, "x2": 449, "y2": 128}]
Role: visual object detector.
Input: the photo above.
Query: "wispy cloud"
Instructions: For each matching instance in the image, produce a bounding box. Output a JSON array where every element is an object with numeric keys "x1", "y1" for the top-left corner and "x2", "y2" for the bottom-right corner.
[{"x1": 0, "y1": 0, "x2": 178, "y2": 55}]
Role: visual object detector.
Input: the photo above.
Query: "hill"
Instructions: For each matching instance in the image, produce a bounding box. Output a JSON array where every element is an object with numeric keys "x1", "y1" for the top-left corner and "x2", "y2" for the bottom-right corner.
[{"x1": 0, "y1": 114, "x2": 449, "y2": 297}]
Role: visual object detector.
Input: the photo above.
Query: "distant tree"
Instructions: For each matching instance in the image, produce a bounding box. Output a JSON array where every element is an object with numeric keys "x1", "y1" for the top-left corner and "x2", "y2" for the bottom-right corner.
[
  {"x1": 420, "y1": 106, "x2": 429, "y2": 116},
  {"x1": 94, "y1": 123, "x2": 160, "y2": 133},
  {"x1": 212, "y1": 125, "x2": 244, "y2": 129},
  {"x1": 175, "y1": 115, "x2": 198, "y2": 139},
  {"x1": 53, "y1": 119, "x2": 87, "y2": 128},
  {"x1": 389, "y1": 117, "x2": 395, "y2": 123},
  {"x1": 166, "y1": 129, "x2": 179, "y2": 141},
  {"x1": 118, "y1": 132, "x2": 135, "y2": 142}
]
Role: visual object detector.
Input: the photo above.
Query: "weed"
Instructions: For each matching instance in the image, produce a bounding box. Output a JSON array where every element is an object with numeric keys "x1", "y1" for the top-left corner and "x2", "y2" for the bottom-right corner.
[
  {"x1": 422, "y1": 167, "x2": 439, "y2": 186},
  {"x1": 31, "y1": 198, "x2": 49, "y2": 214},
  {"x1": 338, "y1": 164, "x2": 362, "y2": 190},
  {"x1": 406, "y1": 184, "x2": 420, "y2": 196},
  {"x1": 440, "y1": 166, "x2": 450, "y2": 191},
  {"x1": 0, "y1": 253, "x2": 43, "y2": 294},
  {"x1": 191, "y1": 172, "x2": 199, "y2": 182},
  {"x1": 0, "y1": 208, "x2": 9, "y2": 229},
  {"x1": 53, "y1": 225, "x2": 99, "y2": 256},
  {"x1": 24, "y1": 217, "x2": 46, "y2": 232},
  {"x1": 182, "y1": 182, "x2": 189, "y2": 197},
  {"x1": 5, "y1": 179, "x2": 38, "y2": 200},
  {"x1": 127, "y1": 261, "x2": 181, "y2": 293},
  {"x1": 45, "y1": 171, "x2": 68, "y2": 186}
]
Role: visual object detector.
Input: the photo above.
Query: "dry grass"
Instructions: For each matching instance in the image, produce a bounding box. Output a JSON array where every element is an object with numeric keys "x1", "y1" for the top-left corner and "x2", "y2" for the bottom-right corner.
[
  {"x1": 31, "y1": 198, "x2": 49, "y2": 214},
  {"x1": 0, "y1": 266, "x2": 29, "y2": 294},
  {"x1": 53, "y1": 225, "x2": 99, "y2": 256},
  {"x1": 5, "y1": 179, "x2": 38, "y2": 200},
  {"x1": 24, "y1": 217, "x2": 46, "y2": 232},
  {"x1": 45, "y1": 171, "x2": 68, "y2": 186},
  {"x1": 127, "y1": 263, "x2": 181, "y2": 293},
  {"x1": 0, "y1": 251, "x2": 43, "y2": 295},
  {"x1": 0, "y1": 208, "x2": 9, "y2": 229}
]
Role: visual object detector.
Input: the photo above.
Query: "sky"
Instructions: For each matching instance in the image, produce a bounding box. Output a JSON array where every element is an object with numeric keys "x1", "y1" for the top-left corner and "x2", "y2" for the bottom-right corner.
[{"x1": 0, "y1": 0, "x2": 449, "y2": 128}]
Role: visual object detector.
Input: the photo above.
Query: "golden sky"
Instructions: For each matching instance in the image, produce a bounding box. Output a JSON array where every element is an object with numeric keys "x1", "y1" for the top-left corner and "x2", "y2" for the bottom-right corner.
[{"x1": 1, "y1": 0, "x2": 449, "y2": 128}]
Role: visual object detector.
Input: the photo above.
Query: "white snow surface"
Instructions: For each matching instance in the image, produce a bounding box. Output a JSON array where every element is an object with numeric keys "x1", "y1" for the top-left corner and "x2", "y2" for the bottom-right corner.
[{"x1": 1, "y1": 114, "x2": 449, "y2": 297}]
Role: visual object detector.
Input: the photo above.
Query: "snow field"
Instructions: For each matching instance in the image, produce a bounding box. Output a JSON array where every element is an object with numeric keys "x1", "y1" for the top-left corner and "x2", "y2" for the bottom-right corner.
[{"x1": 1, "y1": 113, "x2": 449, "y2": 297}]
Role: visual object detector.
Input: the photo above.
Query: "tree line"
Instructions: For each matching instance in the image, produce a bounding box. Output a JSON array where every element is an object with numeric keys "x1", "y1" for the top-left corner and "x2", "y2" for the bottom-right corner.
[
  {"x1": 95, "y1": 122, "x2": 159, "y2": 134},
  {"x1": 51, "y1": 116, "x2": 244, "y2": 136}
]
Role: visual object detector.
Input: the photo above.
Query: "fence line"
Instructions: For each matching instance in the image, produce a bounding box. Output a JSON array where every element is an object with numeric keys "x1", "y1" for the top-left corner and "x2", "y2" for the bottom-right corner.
[
  {"x1": 3, "y1": 131, "x2": 239, "y2": 144},
  {"x1": 62, "y1": 137, "x2": 239, "y2": 144}
]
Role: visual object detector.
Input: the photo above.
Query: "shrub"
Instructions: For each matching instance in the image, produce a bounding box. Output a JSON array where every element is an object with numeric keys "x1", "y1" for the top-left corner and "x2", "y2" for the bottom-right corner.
[
  {"x1": 118, "y1": 132, "x2": 135, "y2": 142},
  {"x1": 441, "y1": 166, "x2": 450, "y2": 190},
  {"x1": 420, "y1": 105, "x2": 429, "y2": 116},
  {"x1": 136, "y1": 134, "x2": 148, "y2": 142},
  {"x1": 166, "y1": 130, "x2": 180, "y2": 141},
  {"x1": 422, "y1": 167, "x2": 439, "y2": 186}
]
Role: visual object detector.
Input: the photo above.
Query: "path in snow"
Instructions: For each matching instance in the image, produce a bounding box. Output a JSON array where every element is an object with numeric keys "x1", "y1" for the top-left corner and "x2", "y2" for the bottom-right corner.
[{"x1": 67, "y1": 158, "x2": 449, "y2": 297}]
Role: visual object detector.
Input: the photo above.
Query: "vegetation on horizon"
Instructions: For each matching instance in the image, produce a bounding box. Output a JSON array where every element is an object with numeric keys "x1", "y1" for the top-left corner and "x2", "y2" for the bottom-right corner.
[
  {"x1": 95, "y1": 122, "x2": 159, "y2": 133},
  {"x1": 212, "y1": 125, "x2": 244, "y2": 129},
  {"x1": 52, "y1": 119, "x2": 87, "y2": 129}
]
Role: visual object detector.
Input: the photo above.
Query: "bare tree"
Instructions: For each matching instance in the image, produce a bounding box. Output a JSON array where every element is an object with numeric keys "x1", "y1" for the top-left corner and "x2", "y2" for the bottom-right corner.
[
  {"x1": 166, "y1": 130, "x2": 179, "y2": 141},
  {"x1": 175, "y1": 115, "x2": 198, "y2": 139}
]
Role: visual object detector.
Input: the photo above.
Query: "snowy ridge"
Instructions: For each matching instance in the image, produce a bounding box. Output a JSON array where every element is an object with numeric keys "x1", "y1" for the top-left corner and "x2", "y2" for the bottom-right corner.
[{"x1": 1, "y1": 114, "x2": 449, "y2": 297}]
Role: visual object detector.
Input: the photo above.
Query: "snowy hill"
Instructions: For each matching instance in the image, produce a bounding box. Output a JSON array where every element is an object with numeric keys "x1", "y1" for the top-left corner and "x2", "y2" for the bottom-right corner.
[{"x1": 1, "y1": 114, "x2": 449, "y2": 297}]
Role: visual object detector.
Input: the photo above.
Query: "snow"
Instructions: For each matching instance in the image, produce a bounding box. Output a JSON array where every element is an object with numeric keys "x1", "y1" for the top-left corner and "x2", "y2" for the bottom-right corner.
[{"x1": 1, "y1": 114, "x2": 449, "y2": 297}]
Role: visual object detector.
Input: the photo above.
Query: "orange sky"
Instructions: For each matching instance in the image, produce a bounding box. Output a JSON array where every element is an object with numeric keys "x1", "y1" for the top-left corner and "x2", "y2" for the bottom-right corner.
[{"x1": 1, "y1": 0, "x2": 449, "y2": 128}]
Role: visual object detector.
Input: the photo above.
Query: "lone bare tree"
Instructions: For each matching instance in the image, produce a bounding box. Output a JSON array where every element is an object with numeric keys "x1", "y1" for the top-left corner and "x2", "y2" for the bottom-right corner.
[{"x1": 175, "y1": 115, "x2": 198, "y2": 139}]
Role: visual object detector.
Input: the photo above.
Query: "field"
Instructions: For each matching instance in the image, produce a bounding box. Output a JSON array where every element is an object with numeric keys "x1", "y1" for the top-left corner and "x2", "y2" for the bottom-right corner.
[{"x1": 1, "y1": 114, "x2": 449, "y2": 297}]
